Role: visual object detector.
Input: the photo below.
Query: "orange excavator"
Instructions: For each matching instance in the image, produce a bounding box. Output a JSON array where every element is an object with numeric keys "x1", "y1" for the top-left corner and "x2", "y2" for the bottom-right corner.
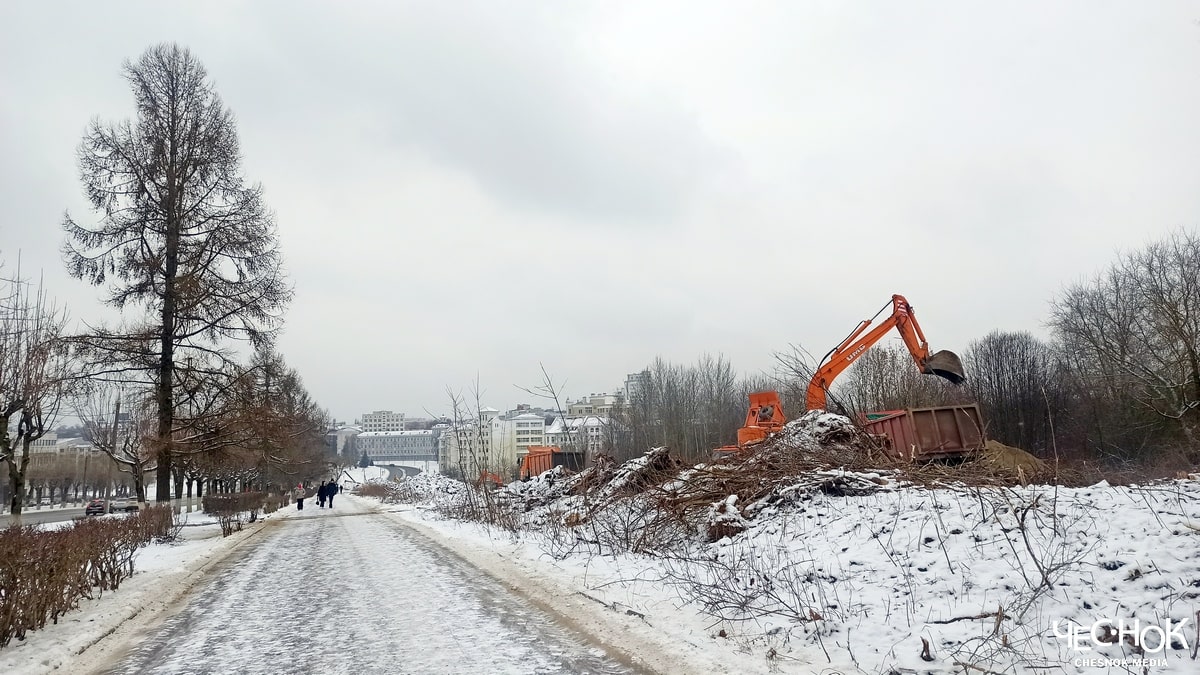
[{"x1": 719, "y1": 294, "x2": 964, "y2": 454}]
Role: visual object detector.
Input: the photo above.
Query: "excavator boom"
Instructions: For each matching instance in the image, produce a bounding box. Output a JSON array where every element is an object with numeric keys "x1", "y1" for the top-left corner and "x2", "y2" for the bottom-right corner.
[{"x1": 806, "y1": 294, "x2": 964, "y2": 410}]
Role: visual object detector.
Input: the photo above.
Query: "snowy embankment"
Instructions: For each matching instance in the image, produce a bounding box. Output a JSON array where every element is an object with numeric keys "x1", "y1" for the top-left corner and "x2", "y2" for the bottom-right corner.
[
  {"x1": 0, "y1": 507, "x2": 281, "y2": 675},
  {"x1": 367, "y1": 414, "x2": 1200, "y2": 675}
]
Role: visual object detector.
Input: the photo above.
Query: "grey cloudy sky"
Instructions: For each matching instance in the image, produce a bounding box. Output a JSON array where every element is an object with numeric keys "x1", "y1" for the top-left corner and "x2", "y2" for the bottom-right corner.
[{"x1": 3, "y1": 1, "x2": 1199, "y2": 423}]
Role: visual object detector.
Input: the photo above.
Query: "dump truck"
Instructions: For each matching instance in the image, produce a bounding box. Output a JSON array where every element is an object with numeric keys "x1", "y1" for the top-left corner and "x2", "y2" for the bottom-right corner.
[
  {"x1": 518, "y1": 445, "x2": 585, "y2": 479},
  {"x1": 861, "y1": 404, "x2": 985, "y2": 460}
]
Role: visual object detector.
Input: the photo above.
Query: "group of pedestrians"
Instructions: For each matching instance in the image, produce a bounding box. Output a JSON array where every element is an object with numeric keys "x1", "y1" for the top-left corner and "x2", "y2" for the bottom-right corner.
[
  {"x1": 317, "y1": 480, "x2": 340, "y2": 508},
  {"x1": 292, "y1": 480, "x2": 342, "y2": 511}
]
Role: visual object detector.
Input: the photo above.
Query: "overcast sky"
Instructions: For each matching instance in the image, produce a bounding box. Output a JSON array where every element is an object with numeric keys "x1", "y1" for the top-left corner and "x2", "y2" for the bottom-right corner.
[{"x1": 3, "y1": 1, "x2": 1199, "y2": 423}]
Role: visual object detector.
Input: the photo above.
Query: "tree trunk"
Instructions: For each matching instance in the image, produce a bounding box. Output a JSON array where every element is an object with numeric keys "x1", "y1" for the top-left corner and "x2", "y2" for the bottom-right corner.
[
  {"x1": 6, "y1": 437, "x2": 32, "y2": 517},
  {"x1": 134, "y1": 470, "x2": 146, "y2": 504},
  {"x1": 155, "y1": 221, "x2": 179, "y2": 502},
  {"x1": 7, "y1": 468, "x2": 24, "y2": 516}
]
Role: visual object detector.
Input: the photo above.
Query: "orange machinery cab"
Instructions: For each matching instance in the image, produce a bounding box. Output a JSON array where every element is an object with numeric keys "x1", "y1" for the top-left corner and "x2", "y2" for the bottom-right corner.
[{"x1": 715, "y1": 391, "x2": 787, "y2": 457}]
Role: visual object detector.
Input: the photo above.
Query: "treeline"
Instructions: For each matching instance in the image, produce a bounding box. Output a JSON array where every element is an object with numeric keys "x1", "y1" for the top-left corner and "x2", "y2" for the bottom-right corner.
[
  {"x1": 608, "y1": 228, "x2": 1200, "y2": 468},
  {"x1": 2, "y1": 43, "x2": 331, "y2": 515}
]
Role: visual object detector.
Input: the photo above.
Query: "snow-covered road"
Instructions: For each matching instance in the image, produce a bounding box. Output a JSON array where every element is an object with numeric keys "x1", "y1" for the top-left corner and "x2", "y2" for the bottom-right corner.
[{"x1": 99, "y1": 499, "x2": 641, "y2": 675}]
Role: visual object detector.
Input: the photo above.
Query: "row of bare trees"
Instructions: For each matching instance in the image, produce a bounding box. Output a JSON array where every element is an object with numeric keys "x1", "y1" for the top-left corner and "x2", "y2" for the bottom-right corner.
[
  {"x1": 4, "y1": 43, "x2": 330, "y2": 515},
  {"x1": 0, "y1": 260, "x2": 328, "y2": 514}
]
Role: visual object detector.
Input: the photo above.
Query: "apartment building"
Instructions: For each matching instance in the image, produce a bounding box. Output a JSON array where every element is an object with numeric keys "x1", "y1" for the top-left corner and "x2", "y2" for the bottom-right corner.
[
  {"x1": 441, "y1": 407, "x2": 501, "y2": 477},
  {"x1": 324, "y1": 424, "x2": 362, "y2": 457},
  {"x1": 509, "y1": 412, "x2": 547, "y2": 466},
  {"x1": 567, "y1": 393, "x2": 624, "y2": 417},
  {"x1": 624, "y1": 370, "x2": 651, "y2": 403},
  {"x1": 357, "y1": 410, "x2": 406, "y2": 432},
  {"x1": 545, "y1": 415, "x2": 609, "y2": 455}
]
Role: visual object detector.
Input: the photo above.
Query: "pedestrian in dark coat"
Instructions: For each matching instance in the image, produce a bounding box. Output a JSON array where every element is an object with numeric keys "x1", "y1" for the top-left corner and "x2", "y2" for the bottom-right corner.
[
  {"x1": 317, "y1": 480, "x2": 327, "y2": 508},
  {"x1": 326, "y1": 482, "x2": 337, "y2": 508}
]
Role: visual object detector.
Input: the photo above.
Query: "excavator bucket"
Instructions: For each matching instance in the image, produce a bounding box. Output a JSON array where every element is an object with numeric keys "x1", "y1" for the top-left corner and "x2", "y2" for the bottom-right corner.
[{"x1": 925, "y1": 350, "x2": 966, "y2": 384}]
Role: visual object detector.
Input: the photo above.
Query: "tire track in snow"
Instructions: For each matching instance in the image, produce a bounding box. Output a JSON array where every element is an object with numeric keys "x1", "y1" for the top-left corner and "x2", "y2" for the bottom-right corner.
[{"x1": 102, "y1": 509, "x2": 640, "y2": 675}]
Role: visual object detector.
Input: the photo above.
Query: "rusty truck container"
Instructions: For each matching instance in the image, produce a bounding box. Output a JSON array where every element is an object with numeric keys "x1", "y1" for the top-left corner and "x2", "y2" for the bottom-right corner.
[
  {"x1": 862, "y1": 404, "x2": 984, "y2": 460},
  {"x1": 519, "y1": 446, "x2": 586, "y2": 479}
]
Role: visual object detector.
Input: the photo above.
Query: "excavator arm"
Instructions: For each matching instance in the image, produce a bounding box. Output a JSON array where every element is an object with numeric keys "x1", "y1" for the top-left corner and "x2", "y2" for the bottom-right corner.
[{"x1": 805, "y1": 294, "x2": 965, "y2": 410}]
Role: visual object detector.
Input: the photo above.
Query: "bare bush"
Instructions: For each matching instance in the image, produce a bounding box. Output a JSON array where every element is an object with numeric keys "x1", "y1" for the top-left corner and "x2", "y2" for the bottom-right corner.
[
  {"x1": 203, "y1": 492, "x2": 266, "y2": 536},
  {"x1": 0, "y1": 507, "x2": 173, "y2": 647}
]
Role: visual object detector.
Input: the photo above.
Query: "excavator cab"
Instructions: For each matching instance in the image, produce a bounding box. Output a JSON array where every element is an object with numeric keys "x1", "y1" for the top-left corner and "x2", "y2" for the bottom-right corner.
[{"x1": 735, "y1": 391, "x2": 787, "y2": 446}]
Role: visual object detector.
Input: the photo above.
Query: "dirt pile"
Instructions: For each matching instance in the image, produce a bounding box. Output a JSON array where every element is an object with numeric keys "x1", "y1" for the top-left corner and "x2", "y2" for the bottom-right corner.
[{"x1": 978, "y1": 439, "x2": 1048, "y2": 480}]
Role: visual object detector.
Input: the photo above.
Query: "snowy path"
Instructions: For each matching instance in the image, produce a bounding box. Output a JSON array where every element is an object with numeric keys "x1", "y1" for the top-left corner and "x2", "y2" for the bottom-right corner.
[{"x1": 100, "y1": 500, "x2": 641, "y2": 675}]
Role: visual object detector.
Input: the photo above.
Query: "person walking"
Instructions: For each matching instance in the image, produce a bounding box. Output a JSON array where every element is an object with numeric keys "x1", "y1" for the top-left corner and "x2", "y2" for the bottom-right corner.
[
  {"x1": 293, "y1": 484, "x2": 306, "y2": 510},
  {"x1": 317, "y1": 481, "x2": 327, "y2": 508},
  {"x1": 326, "y1": 482, "x2": 337, "y2": 508}
]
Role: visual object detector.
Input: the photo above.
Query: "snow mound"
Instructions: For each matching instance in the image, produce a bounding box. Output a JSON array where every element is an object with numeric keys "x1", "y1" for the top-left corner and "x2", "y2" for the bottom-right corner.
[{"x1": 775, "y1": 410, "x2": 867, "y2": 449}]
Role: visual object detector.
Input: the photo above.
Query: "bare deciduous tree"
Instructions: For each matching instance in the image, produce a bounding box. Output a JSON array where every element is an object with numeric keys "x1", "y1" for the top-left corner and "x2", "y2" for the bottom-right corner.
[
  {"x1": 76, "y1": 384, "x2": 156, "y2": 504},
  {"x1": 1050, "y1": 228, "x2": 1200, "y2": 456},
  {"x1": 608, "y1": 354, "x2": 769, "y2": 462},
  {"x1": 62, "y1": 43, "x2": 292, "y2": 500},
  {"x1": 0, "y1": 268, "x2": 72, "y2": 516},
  {"x1": 961, "y1": 331, "x2": 1068, "y2": 453}
]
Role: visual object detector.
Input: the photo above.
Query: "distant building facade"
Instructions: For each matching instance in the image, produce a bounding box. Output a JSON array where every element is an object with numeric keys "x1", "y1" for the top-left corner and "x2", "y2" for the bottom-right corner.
[
  {"x1": 545, "y1": 416, "x2": 610, "y2": 456},
  {"x1": 358, "y1": 429, "x2": 440, "y2": 463},
  {"x1": 567, "y1": 393, "x2": 624, "y2": 417},
  {"x1": 325, "y1": 424, "x2": 362, "y2": 457},
  {"x1": 624, "y1": 371, "x2": 650, "y2": 403},
  {"x1": 357, "y1": 411, "x2": 406, "y2": 433}
]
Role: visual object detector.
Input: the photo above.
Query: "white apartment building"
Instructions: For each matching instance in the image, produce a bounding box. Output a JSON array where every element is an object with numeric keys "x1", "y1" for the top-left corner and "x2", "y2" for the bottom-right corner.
[
  {"x1": 567, "y1": 393, "x2": 624, "y2": 417},
  {"x1": 545, "y1": 416, "x2": 609, "y2": 455},
  {"x1": 624, "y1": 370, "x2": 650, "y2": 403},
  {"x1": 508, "y1": 413, "x2": 546, "y2": 465},
  {"x1": 357, "y1": 410, "x2": 406, "y2": 432},
  {"x1": 440, "y1": 407, "x2": 556, "y2": 478},
  {"x1": 442, "y1": 407, "x2": 502, "y2": 477}
]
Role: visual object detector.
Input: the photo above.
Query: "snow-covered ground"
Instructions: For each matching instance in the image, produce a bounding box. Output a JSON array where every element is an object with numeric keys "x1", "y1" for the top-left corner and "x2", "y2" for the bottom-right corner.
[
  {"x1": 101, "y1": 496, "x2": 635, "y2": 675},
  {"x1": 0, "y1": 507, "x2": 273, "y2": 674},
  {"x1": 367, "y1": 470, "x2": 1200, "y2": 674},
  {"x1": 336, "y1": 466, "x2": 391, "y2": 486},
  {"x1": 4, "y1": 461, "x2": 1199, "y2": 675}
]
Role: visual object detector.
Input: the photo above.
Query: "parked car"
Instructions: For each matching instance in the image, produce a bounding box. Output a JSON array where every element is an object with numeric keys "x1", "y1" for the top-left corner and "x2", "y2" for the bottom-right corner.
[
  {"x1": 84, "y1": 498, "x2": 108, "y2": 516},
  {"x1": 107, "y1": 497, "x2": 139, "y2": 513}
]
